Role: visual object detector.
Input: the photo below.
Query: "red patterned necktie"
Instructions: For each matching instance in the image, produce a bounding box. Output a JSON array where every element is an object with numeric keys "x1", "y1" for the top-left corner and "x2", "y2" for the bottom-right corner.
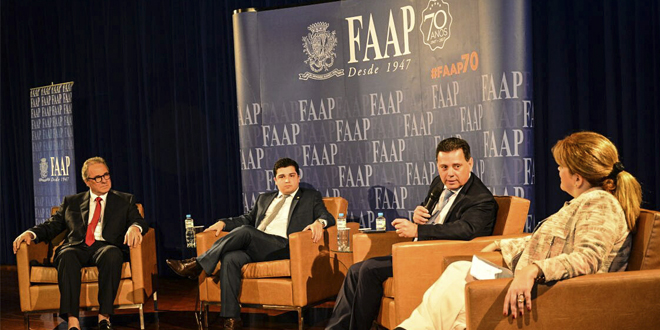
[{"x1": 85, "y1": 197, "x2": 102, "y2": 246}]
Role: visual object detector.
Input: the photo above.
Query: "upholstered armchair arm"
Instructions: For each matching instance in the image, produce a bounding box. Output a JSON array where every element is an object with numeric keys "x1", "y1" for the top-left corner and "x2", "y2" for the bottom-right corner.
[
  {"x1": 352, "y1": 231, "x2": 410, "y2": 264},
  {"x1": 289, "y1": 229, "x2": 331, "y2": 306},
  {"x1": 391, "y1": 239, "x2": 494, "y2": 324},
  {"x1": 471, "y1": 233, "x2": 531, "y2": 242},
  {"x1": 16, "y1": 239, "x2": 49, "y2": 312},
  {"x1": 195, "y1": 230, "x2": 227, "y2": 302},
  {"x1": 128, "y1": 228, "x2": 157, "y2": 303},
  {"x1": 289, "y1": 222, "x2": 359, "y2": 306},
  {"x1": 195, "y1": 230, "x2": 224, "y2": 257},
  {"x1": 442, "y1": 251, "x2": 506, "y2": 269},
  {"x1": 465, "y1": 269, "x2": 660, "y2": 329}
]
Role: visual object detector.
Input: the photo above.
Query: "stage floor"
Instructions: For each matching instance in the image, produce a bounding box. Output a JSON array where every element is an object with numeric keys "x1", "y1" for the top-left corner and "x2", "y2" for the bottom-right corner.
[{"x1": 0, "y1": 266, "x2": 338, "y2": 329}]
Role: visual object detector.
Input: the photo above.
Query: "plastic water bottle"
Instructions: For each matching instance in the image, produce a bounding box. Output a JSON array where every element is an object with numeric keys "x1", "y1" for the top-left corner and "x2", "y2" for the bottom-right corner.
[
  {"x1": 185, "y1": 214, "x2": 195, "y2": 248},
  {"x1": 337, "y1": 212, "x2": 346, "y2": 229},
  {"x1": 376, "y1": 212, "x2": 386, "y2": 231}
]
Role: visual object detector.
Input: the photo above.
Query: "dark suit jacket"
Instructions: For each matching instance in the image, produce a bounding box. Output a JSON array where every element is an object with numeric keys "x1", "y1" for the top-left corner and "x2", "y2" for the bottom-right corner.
[
  {"x1": 29, "y1": 190, "x2": 149, "y2": 255},
  {"x1": 417, "y1": 174, "x2": 497, "y2": 241},
  {"x1": 221, "y1": 187, "x2": 335, "y2": 237}
]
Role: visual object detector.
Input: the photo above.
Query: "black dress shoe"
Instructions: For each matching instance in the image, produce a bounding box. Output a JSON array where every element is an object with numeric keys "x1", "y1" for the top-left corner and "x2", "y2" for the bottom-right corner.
[
  {"x1": 223, "y1": 317, "x2": 243, "y2": 330},
  {"x1": 166, "y1": 257, "x2": 203, "y2": 279},
  {"x1": 99, "y1": 319, "x2": 113, "y2": 330}
]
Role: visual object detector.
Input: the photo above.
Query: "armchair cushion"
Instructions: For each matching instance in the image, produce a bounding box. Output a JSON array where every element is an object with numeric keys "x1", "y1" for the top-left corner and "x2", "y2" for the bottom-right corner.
[
  {"x1": 241, "y1": 260, "x2": 291, "y2": 279},
  {"x1": 383, "y1": 278, "x2": 394, "y2": 298},
  {"x1": 29, "y1": 263, "x2": 132, "y2": 284},
  {"x1": 206, "y1": 258, "x2": 291, "y2": 279}
]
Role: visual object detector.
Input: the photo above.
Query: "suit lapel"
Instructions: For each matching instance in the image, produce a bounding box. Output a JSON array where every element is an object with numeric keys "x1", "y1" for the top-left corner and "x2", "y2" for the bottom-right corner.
[
  {"x1": 102, "y1": 191, "x2": 117, "y2": 234},
  {"x1": 287, "y1": 190, "x2": 302, "y2": 225},
  {"x1": 444, "y1": 175, "x2": 474, "y2": 222},
  {"x1": 80, "y1": 192, "x2": 91, "y2": 228}
]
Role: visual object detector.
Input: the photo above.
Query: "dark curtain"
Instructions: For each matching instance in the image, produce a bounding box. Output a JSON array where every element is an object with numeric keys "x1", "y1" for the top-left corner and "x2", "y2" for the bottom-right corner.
[
  {"x1": 0, "y1": 0, "x2": 313, "y2": 269},
  {"x1": 2, "y1": 0, "x2": 659, "y2": 270},
  {"x1": 531, "y1": 0, "x2": 660, "y2": 218}
]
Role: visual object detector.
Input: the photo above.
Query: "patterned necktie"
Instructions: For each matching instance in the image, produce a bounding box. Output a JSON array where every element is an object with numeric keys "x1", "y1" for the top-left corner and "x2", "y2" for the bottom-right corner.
[
  {"x1": 428, "y1": 190, "x2": 454, "y2": 225},
  {"x1": 85, "y1": 197, "x2": 102, "y2": 246},
  {"x1": 257, "y1": 195, "x2": 290, "y2": 231}
]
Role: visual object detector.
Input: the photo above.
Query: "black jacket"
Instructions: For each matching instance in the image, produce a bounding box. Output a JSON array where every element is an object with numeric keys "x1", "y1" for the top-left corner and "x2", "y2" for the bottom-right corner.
[{"x1": 417, "y1": 175, "x2": 498, "y2": 241}]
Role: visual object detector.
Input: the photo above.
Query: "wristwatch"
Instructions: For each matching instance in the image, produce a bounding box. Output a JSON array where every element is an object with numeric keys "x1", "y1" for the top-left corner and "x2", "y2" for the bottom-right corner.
[{"x1": 316, "y1": 219, "x2": 327, "y2": 228}]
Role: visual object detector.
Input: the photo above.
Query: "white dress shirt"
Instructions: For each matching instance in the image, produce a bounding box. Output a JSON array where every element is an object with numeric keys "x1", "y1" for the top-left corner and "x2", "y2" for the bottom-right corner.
[{"x1": 262, "y1": 188, "x2": 299, "y2": 239}]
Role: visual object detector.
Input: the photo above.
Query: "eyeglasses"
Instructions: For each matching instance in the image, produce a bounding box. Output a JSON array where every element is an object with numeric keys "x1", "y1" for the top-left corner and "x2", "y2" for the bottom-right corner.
[{"x1": 88, "y1": 173, "x2": 111, "y2": 183}]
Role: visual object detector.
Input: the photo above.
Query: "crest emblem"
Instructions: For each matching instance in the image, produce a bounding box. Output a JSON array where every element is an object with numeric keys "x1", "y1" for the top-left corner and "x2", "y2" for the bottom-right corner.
[
  {"x1": 420, "y1": 0, "x2": 453, "y2": 51},
  {"x1": 299, "y1": 22, "x2": 344, "y2": 80},
  {"x1": 39, "y1": 158, "x2": 48, "y2": 179}
]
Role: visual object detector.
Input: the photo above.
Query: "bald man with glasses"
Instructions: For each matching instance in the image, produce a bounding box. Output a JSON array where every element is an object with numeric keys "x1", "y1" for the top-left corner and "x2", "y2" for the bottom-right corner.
[{"x1": 13, "y1": 156, "x2": 148, "y2": 330}]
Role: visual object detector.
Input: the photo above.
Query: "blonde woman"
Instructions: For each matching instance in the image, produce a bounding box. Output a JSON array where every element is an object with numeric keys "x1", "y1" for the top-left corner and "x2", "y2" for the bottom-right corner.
[{"x1": 395, "y1": 131, "x2": 642, "y2": 330}]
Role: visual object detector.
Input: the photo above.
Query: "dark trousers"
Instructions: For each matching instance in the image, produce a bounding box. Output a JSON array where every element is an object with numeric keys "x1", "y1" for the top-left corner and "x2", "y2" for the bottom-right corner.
[
  {"x1": 54, "y1": 241, "x2": 125, "y2": 318},
  {"x1": 326, "y1": 255, "x2": 394, "y2": 330},
  {"x1": 196, "y1": 226, "x2": 289, "y2": 318}
]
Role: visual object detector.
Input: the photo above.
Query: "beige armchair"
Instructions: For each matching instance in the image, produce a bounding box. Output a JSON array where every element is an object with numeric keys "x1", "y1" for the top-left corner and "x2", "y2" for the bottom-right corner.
[
  {"x1": 461, "y1": 208, "x2": 660, "y2": 329},
  {"x1": 351, "y1": 195, "x2": 531, "y2": 329},
  {"x1": 196, "y1": 197, "x2": 358, "y2": 330},
  {"x1": 16, "y1": 204, "x2": 157, "y2": 330}
]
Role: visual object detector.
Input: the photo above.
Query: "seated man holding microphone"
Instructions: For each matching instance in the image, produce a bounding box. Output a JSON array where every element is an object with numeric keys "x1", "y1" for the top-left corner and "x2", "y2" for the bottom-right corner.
[{"x1": 325, "y1": 137, "x2": 498, "y2": 330}]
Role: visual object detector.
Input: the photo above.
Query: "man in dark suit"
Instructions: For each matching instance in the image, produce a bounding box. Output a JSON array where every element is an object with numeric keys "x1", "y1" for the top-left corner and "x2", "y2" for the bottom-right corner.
[
  {"x1": 13, "y1": 157, "x2": 149, "y2": 330},
  {"x1": 325, "y1": 137, "x2": 498, "y2": 330},
  {"x1": 166, "y1": 157, "x2": 335, "y2": 330}
]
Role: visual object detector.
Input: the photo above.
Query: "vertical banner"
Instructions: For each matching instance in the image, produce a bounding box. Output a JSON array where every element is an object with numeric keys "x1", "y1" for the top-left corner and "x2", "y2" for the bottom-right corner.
[
  {"x1": 30, "y1": 82, "x2": 77, "y2": 225},
  {"x1": 235, "y1": 0, "x2": 535, "y2": 230}
]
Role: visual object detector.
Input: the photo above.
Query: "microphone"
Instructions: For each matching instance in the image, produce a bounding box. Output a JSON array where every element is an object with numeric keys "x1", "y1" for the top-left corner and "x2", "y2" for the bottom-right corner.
[{"x1": 422, "y1": 185, "x2": 443, "y2": 213}]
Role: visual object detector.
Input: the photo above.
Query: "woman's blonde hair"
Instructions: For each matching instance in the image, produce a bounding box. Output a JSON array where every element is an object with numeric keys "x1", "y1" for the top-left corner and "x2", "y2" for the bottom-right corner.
[{"x1": 552, "y1": 131, "x2": 642, "y2": 231}]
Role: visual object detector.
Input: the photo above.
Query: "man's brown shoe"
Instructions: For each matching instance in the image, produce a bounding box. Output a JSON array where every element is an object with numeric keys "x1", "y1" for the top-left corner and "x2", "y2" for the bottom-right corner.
[
  {"x1": 166, "y1": 257, "x2": 203, "y2": 279},
  {"x1": 223, "y1": 318, "x2": 243, "y2": 330}
]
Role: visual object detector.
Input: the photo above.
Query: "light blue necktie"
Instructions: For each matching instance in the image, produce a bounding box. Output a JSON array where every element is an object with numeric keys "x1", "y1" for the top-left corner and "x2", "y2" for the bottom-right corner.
[{"x1": 428, "y1": 189, "x2": 454, "y2": 225}]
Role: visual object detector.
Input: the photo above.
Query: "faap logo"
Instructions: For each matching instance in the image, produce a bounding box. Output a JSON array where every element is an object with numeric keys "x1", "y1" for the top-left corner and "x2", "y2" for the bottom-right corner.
[
  {"x1": 299, "y1": 22, "x2": 344, "y2": 81},
  {"x1": 39, "y1": 158, "x2": 49, "y2": 179},
  {"x1": 420, "y1": 0, "x2": 453, "y2": 51}
]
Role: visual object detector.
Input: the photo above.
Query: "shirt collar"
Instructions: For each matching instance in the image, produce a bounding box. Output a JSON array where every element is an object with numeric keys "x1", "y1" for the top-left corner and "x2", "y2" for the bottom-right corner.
[
  {"x1": 447, "y1": 186, "x2": 463, "y2": 196},
  {"x1": 565, "y1": 186, "x2": 604, "y2": 205},
  {"x1": 278, "y1": 188, "x2": 299, "y2": 198},
  {"x1": 90, "y1": 190, "x2": 109, "y2": 202}
]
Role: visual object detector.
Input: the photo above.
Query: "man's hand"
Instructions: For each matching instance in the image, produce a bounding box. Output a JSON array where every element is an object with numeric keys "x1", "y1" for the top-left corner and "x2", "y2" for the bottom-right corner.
[
  {"x1": 303, "y1": 220, "x2": 324, "y2": 243},
  {"x1": 13, "y1": 232, "x2": 34, "y2": 254},
  {"x1": 124, "y1": 226, "x2": 143, "y2": 248},
  {"x1": 412, "y1": 205, "x2": 431, "y2": 224},
  {"x1": 392, "y1": 218, "x2": 418, "y2": 238},
  {"x1": 204, "y1": 220, "x2": 226, "y2": 237}
]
